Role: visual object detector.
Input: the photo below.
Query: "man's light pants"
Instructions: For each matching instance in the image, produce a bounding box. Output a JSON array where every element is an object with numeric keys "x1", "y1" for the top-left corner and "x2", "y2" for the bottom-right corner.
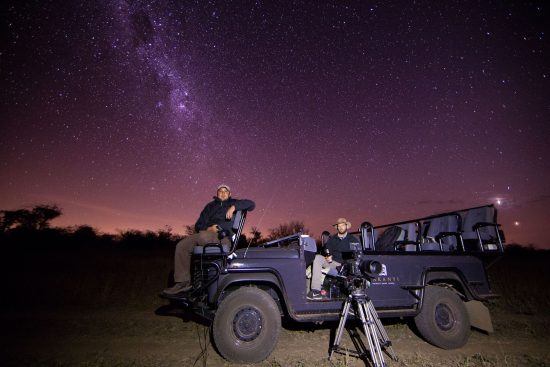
[
  {"x1": 310, "y1": 254, "x2": 341, "y2": 291},
  {"x1": 174, "y1": 230, "x2": 230, "y2": 284}
]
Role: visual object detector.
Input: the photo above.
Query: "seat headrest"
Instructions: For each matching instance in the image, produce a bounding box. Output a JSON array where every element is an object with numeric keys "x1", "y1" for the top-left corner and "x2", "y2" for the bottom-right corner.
[
  {"x1": 301, "y1": 236, "x2": 317, "y2": 252},
  {"x1": 232, "y1": 210, "x2": 243, "y2": 230}
]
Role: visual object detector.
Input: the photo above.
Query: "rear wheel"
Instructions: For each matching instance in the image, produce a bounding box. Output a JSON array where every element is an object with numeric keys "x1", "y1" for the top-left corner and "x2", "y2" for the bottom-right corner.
[
  {"x1": 213, "y1": 286, "x2": 281, "y2": 363},
  {"x1": 414, "y1": 285, "x2": 470, "y2": 349}
]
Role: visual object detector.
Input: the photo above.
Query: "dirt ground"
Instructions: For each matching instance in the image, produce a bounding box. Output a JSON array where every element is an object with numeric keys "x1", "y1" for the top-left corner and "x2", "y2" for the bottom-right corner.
[
  {"x1": 1, "y1": 248, "x2": 548, "y2": 366},
  {"x1": 1, "y1": 303, "x2": 549, "y2": 367}
]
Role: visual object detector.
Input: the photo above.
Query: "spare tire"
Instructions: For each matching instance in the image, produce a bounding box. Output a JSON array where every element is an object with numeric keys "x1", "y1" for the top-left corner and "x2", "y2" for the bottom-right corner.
[{"x1": 414, "y1": 285, "x2": 470, "y2": 349}]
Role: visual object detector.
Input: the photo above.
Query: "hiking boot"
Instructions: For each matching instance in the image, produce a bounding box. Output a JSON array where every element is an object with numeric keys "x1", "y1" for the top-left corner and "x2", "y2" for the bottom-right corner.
[
  {"x1": 307, "y1": 289, "x2": 327, "y2": 300},
  {"x1": 162, "y1": 282, "x2": 192, "y2": 296}
]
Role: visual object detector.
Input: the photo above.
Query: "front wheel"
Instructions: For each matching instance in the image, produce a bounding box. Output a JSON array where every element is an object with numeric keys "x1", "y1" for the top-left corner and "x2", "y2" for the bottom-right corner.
[
  {"x1": 212, "y1": 286, "x2": 281, "y2": 363},
  {"x1": 414, "y1": 285, "x2": 470, "y2": 349}
]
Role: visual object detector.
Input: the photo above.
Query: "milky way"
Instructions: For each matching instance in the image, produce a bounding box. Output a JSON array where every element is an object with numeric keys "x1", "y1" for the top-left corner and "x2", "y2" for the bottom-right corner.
[{"x1": 1, "y1": 1, "x2": 548, "y2": 247}]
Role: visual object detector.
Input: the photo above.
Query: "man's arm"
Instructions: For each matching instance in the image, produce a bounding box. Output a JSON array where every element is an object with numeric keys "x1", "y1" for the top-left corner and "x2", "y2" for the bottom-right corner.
[
  {"x1": 225, "y1": 199, "x2": 256, "y2": 220},
  {"x1": 232, "y1": 199, "x2": 255, "y2": 212}
]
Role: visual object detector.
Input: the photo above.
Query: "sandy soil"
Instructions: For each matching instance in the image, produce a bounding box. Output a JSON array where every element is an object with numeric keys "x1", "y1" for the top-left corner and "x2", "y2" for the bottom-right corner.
[{"x1": 2, "y1": 304, "x2": 549, "y2": 367}]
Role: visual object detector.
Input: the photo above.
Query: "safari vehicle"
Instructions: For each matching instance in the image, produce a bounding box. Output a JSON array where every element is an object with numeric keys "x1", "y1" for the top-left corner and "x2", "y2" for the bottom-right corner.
[{"x1": 163, "y1": 204, "x2": 504, "y2": 363}]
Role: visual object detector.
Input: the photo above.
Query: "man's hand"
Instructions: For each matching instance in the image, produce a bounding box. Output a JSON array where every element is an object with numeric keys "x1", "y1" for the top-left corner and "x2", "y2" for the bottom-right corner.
[
  {"x1": 207, "y1": 224, "x2": 219, "y2": 233},
  {"x1": 226, "y1": 205, "x2": 236, "y2": 220}
]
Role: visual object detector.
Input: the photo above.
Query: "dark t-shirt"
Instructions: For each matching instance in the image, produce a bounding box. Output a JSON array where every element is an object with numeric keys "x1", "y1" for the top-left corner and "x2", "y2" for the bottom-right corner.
[{"x1": 324, "y1": 233, "x2": 361, "y2": 263}]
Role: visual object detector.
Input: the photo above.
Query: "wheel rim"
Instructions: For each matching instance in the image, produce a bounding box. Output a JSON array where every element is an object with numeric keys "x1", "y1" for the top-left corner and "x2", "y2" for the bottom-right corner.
[
  {"x1": 232, "y1": 307, "x2": 263, "y2": 342},
  {"x1": 435, "y1": 303, "x2": 456, "y2": 331}
]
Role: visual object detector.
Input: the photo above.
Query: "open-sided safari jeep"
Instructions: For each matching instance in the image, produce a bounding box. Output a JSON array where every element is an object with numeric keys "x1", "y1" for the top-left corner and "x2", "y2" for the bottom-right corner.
[{"x1": 162, "y1": 205, "x2": 504, "y2": 363}]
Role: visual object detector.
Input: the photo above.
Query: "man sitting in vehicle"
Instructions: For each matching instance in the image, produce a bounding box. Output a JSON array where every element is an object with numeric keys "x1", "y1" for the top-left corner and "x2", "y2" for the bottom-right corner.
[
  {"x1": 162, "y1": 184, "x2": 255, "y2": 296},
  {"x1": 308, "y1": 218, "x2": 360, "y2": 300}
]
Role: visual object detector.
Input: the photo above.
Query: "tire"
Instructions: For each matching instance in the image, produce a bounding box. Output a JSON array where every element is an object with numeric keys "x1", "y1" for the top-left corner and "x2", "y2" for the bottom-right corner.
[
  {"x1": 414, "y1": 285, "x2": 470, "y2": 349},
  {"x1": 212, "y1": 286, "x2": 281, "y2": 363}
]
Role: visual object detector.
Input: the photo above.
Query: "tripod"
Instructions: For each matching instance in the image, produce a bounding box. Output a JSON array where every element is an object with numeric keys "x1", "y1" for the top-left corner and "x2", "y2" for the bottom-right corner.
[{"x1": 329, "y1": 288, "x2": 398, "y2": 367}]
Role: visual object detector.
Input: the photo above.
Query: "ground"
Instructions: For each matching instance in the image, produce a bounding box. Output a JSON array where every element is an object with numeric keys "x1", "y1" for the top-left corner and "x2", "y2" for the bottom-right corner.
[
  {"x1": 1, "y1": 248, "x2": 549, "y2": 366},
  {"x1": 2, "y1": 305, "x2": 548, "y2": 366}
]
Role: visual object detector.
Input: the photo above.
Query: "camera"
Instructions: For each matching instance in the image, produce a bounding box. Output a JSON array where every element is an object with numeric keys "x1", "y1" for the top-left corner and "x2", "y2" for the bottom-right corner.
[
  {"x1": 329, "y1": 248, "x2": 397, "y2": 366},
  {"x1": 338, "y1": 247, "x2": 383, "y2": 294}
]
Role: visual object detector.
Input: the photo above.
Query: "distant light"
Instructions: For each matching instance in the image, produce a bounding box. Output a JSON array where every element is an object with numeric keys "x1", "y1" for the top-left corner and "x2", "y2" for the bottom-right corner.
[
  {"x1": 496, "y1": 199, "x2": 502, "y2": 205},
  {"x1": 514, "y1": 221, "x2": 520, "y2": 226}
]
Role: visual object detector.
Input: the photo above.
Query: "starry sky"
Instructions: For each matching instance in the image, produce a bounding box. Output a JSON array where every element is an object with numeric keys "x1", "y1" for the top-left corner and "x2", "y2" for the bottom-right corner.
[{"x1": 1, "y1": 1, "x2": 548, "y2": 247}]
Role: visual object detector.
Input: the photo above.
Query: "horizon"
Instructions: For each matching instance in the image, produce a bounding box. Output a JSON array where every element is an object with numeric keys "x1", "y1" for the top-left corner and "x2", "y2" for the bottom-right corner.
[{"x1": 3, "y1": 197, "x2": 546, "y2": 248}]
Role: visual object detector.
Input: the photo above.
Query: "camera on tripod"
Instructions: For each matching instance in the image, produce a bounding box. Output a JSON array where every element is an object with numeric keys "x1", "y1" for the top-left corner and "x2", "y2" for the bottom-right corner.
[
  {"x1": 330, "y1": 245, "x2": 398, "y2": 366},
  {"x1": 337, "y1": 245, "x2": 383, "y2": 294}
]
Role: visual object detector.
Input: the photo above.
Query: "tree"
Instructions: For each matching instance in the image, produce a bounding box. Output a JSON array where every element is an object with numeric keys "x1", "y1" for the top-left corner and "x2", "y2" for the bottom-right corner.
[
  {"x1": 267, "y1": 221, "x2": 309, "y2": 240},
  {"x1": 70, "y1": 225, "x2": 99, "y2": 245},
  {"x1": 72, "y1": 225, "x2": 97, "y2": 238},
  {"x1": 249, "y1": 226, "x2": 263, "y2": 246},
  {"x1": 157, "y1": 225, "x2": 173, "y2": 240},
  {"x1": 32, "y1": 205, "x2": 62, "y2": 229},
  {"x1": 0, "y1": 204, "x2": 62, "y2": 231},
  {"x1": 183, "y1": 224, "x2": 196, "y2": 236},
  {"x1": 0, "y1": 209, "x2": 25, "y2": 231}
]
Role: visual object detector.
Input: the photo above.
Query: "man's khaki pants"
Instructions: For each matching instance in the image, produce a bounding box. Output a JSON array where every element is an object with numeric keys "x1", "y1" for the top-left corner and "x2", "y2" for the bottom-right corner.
[
  {"x1": 174, "y1": 230, "x2": 230, "y2": 284},
  {"x1": 310, "y1": 254, "x2": 341, "y2": 291}
]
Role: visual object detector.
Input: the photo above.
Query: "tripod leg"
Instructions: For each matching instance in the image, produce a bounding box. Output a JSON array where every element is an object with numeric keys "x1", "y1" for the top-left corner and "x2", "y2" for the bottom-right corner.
[
  {"x1": 367, "y1": 301, "x2": 398, "y2": 361},
  {"x1": 330, "y1": 297, "x2": 351, "y2": 359},
  {"x1": 357, "y1": 302, "x2": 385, "y2": 367},
  {"x1": 367, "y1": 301, "x2": 390, "y2": 343},
  {"x1": 364, "y1": 303, "x2": 387, "y2": 367}
]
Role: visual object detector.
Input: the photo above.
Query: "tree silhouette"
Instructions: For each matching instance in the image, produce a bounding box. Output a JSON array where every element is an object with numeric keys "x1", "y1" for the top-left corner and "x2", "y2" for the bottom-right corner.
[
  {"x1": 0, "y1": 204, "x2": 62, "y2": 231},
  {"x1": 32, "y1": 205, "x2": 62, "y2": 229},
  {"x1": 267, "y1": 220, "x2": 309, "y2": 240},
  {"x1": 183, "y1": 224, "x2": 196, "y2": 236},
  {"x1": 249, "y1": 226, "x2": 263, "y2": 246},
  {"x1": 72, "y1": 225, "x2": 97, "y2": 238},
  {"x1": 0, "y1": 209, "x2": 26, "y2": 231}
]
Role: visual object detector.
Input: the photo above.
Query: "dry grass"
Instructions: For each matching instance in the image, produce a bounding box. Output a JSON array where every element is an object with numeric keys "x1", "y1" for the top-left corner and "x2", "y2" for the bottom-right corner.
[
  {"x1": 0, "y1": 247, "x2": 172, "y2": 312},
  {"x1": 487, "y1": 251, "x2": 550, "y2": 316},
  {"x1": 1, "y1": 247, "x2": 549, "y2": 366}
]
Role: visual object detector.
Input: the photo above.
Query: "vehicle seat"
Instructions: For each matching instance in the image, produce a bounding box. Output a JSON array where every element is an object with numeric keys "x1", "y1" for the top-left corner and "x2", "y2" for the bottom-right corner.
[
  {"x1": 193, "y1": 210, "x2": 247, "y2": 255},
  {"x1": 422, "y1": 215, "x2": 460, "y2": 251},
  {"x1": 420, "y1": 221, "x2": 441, "y2": 251},
  {"x1": 302, "y1": 235, "x2": 317, "y2": 267},
  {"x1": 395, "y1": 222, "x2": 419, "y2": 251},
  {"x1": 193, "y1": 242, "x2": 231, "y2": 255},
  {"x1": 375, "y1": 226, "x2": 403, "y2": 251},
  {"x1": 462, "y1": 206, "x2": 498, "y2": 251},
  {"x1": 360, "y1": 224, "x2": 377, "y2": 251}
]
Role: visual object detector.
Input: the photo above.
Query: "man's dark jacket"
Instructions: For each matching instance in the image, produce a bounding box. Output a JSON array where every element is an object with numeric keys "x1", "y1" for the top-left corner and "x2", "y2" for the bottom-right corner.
[
  {"x1": 195, "y1": 197, "x2": 255, "y2": 233},
  {"x1": 324, "y1": 233, "x2": 361, "y2": 263}
]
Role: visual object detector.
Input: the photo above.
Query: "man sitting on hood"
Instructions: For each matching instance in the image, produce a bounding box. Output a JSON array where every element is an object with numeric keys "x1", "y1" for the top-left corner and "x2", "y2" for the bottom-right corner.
[{"x1": 162, "y1": 184, "x2": 255, "y2": 296}]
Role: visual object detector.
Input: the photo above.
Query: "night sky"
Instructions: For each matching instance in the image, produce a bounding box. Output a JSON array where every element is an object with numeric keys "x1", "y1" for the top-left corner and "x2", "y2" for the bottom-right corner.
[{"x1": 1, "y1": 1, "x2": 548, "y2": 247}]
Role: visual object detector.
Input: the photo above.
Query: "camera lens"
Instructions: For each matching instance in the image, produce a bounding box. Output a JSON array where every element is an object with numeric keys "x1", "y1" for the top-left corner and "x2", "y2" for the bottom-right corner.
[{"x1": 359, "y1": 260, "x2": 382, "y2": 278}]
